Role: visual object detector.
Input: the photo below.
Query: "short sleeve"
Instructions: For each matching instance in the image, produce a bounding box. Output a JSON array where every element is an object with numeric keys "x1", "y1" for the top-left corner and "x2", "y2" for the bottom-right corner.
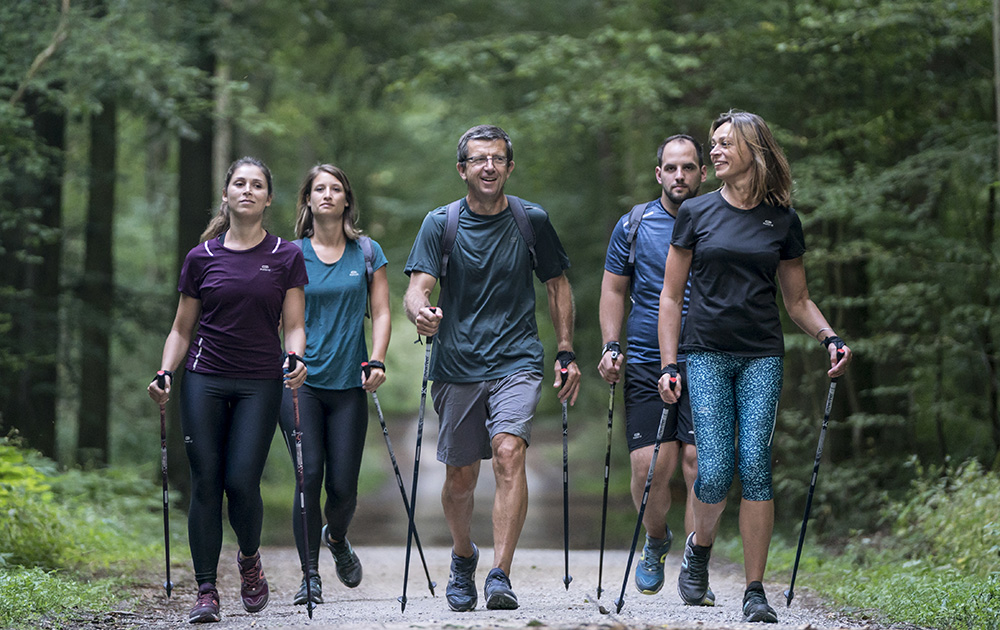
[
  {"x1": 286, "y1": 244, "x2": 309, "y2": 288},
  {"x1": 177, "y1": 244, "x2": 205, "y2": 298},
  {"x1": 528, "y1": 206, "x2": 571, "y2": 283},
  {"x1": 370, "y1": 238, "x2": 389, "y2": 271},
  {"x1": 404, "y1": 208, "x2": 446, "y2": 278},
  {"x1": 671, "y1": 201, "x2": 696, "y2": 250},
  {"x1": 780, "y1": 209, "x2": 806, "y2": 260},
  {"x1": 604, "y1": 215, "x2": 631, "y2": 276}
]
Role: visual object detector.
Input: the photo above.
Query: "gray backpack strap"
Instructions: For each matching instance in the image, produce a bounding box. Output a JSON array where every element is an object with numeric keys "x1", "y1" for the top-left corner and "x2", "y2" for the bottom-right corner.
[
  {"x1": 358, "y1": 235, "x2": 375, "y2": 285},
  {"x1": 505, "y1": 195, "x2": 537, "y2": 269},
  {"x1": 292, "y1": 238, "x2": 304, "y2": 249},
  {"x1": 625, "y1": 202, "x2": 653, "y2": 268},
  {"x1": 440, "y1": 199, "x2": 463, "y2": 278}
]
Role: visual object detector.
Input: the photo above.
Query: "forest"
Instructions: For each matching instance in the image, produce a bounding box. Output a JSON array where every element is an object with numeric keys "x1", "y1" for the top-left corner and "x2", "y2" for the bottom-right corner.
[{"x1": 2, "y1": 0, "x2": 998, "y2": 545}]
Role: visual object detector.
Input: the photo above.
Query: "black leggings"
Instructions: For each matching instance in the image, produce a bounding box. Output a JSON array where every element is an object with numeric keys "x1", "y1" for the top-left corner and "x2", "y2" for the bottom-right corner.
[
  {"x1": 278, "y1": 384, "x2": 368, "y2": 572},
  {"x1": 180, "y1": 371, "x2": 281, "y2": 585}
]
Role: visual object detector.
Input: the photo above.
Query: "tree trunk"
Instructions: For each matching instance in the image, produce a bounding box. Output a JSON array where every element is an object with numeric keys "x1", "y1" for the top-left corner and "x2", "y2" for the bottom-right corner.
[
  {"x1": 0, "y1": 89, "x2": 65, "y2": 460},
  {"x1": 77, "y1": 100, "x2": 116, "y2": 467}
]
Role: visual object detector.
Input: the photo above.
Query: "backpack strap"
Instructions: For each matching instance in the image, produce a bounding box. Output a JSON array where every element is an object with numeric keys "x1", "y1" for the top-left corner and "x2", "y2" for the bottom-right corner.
[
  {"x1": 625, "y1": 202, "x2": 653, "y2": 269},
  {"x1": 358, "y1": 235, "x2": 375, "y2": 285},
  {"x1": 505, "y1": 195, "x2": 537, "y2": 270},
  {"x1": 440, "y1": 199, "x2": 463, "y2": 278}
]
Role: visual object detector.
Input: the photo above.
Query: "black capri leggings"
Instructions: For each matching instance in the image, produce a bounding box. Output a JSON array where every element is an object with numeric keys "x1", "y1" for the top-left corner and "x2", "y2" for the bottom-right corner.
[
  {"x1": 278, "y1": 384, "x2": 368, "y2": 572},
  {"x1": 180, "y1": 371, "x2": 281, "y2": 586}
]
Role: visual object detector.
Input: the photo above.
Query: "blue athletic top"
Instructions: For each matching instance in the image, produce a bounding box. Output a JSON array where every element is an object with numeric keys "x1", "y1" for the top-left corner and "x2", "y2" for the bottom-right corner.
[
  {"x1": 404, "y1": 198, "x2": 570, "y2": 383},
  {"x1": 604, "y1": 199, "x2": 689, "y2": 365},
  {"x1": 297, "y1": 237, "x2": 388, "y2": 390}
]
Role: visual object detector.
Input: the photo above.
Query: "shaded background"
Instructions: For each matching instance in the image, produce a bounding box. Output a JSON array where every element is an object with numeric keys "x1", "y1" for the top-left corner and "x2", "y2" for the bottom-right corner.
[{"x1": 2, "y1": 0, "x2": 998, "y2": 546}]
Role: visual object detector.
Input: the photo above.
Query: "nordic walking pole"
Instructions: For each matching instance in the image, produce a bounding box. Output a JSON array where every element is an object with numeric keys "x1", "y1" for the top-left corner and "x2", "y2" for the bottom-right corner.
[
  {"x1": 558, "y1": 360, "x2": 573, "y2": 590},
  {"x1": 400, "y1": 307, "x2": 435, "y2": 612},
  {"x1": 156, "y1": 371, "x2": 173, "y2": 599},
  {"x1": 596, "y1": 346, "x2": 620, "y2": 599},
  {"x1": 286, "y1": 352, "x2": 314, "y2": 619},
  {"x1": 785, "y1": 348, "x2": 843, "y2": 607},
  {"x1": 614, "y1": 374, "x2": 677, "y2": 614},
  {"x1": 363, "y1": 362, "x2": 436, "y2": 596}
]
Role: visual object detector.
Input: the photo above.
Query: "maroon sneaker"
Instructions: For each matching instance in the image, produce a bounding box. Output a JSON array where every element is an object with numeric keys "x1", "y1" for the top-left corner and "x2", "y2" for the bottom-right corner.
[
  {"x1": 236, "y1": 551, "x2": 269, "y2": 613},
  {"x1": 188, "y1": 583, "x2": 220, "y2": 623}
]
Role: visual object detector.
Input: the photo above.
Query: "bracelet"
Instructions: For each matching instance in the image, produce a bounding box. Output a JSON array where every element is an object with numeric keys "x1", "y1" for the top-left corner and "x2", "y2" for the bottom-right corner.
[
  {"x1": 601, "y1": 341, "x2": 621, "y2": 357},
  {"x1": 556, "y1": 350, "x2": 576, "y2": 368},
  {"x1": 815, "y1": 326, "x2": 832, "y2": 340},
  {"x1": 366, "y1": 359, "x2": 386, "y2": 372}
]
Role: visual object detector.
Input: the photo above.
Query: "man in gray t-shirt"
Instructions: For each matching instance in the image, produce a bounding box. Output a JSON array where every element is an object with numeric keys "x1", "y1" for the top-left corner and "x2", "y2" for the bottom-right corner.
[{"x1": 404, "y1": 124, "x2": 580, "y2": 612}]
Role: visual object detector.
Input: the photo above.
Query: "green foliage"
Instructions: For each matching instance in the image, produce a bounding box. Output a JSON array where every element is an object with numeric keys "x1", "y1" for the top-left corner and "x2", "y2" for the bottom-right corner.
[
  {"x1": 768, "y1": 458, "x2": 1000, "y2": 629},
  {"x1": 0, "y1": 567, "x2": 121, "y2": 630},
  {"x1": 889, "y1": 458, "x2": 1000, "y2": 578}
]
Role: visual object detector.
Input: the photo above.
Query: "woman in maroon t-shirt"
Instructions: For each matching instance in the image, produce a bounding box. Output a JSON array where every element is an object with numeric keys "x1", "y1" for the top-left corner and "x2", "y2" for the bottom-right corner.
[{"x1": 148, "y1": 156, "x2": 308, "y2": 623}]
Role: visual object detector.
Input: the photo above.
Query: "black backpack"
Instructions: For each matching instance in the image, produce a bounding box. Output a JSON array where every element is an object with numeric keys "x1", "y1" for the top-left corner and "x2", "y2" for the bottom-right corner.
[
  {"x1": 293, "y1": 236, "x2": 376, "y2": 316},
  {"x1": 439, "y1": 195, "x2": 536, "y2": 278}
]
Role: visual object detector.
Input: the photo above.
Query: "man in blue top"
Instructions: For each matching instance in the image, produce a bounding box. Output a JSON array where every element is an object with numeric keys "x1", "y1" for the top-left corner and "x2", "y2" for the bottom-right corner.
[
  {"x1": 599, "y1": 134, "x2": 714, "y2": 603},
  {"x1": 404, "y1": 124, "x2": 581, "y2": 612}
]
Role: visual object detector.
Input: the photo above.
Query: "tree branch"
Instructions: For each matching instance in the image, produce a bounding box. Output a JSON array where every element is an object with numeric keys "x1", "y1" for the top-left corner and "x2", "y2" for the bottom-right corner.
[{"x1": 9, "y1": 0, "x2": 72, "y2": 107}]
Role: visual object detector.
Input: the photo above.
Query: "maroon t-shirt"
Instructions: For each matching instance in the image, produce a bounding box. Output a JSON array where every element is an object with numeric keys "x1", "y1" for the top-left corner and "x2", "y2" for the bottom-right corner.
[{"x1": 178, "y1": 232, "x2": 308, "y2": 379}]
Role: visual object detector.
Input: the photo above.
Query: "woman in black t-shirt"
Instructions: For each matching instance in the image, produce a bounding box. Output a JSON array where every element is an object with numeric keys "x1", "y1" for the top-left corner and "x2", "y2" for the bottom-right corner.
[{"x1": 656, "y1": 110, "x2": 852, "y2": 623}]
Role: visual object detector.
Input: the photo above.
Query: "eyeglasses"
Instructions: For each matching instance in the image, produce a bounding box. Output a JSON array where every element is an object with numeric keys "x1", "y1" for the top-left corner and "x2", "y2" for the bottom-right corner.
[{"x1": 464, "y1": 154, "x2": 509, "y2": 167}]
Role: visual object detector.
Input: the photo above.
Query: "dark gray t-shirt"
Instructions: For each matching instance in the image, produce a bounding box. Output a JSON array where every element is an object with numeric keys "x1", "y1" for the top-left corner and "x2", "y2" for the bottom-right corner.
[
  {"x1": 672, "y1": 190, "x2": 806, "y2": 357},
  {"x1": 404, "y1": 198, "x2": 570, "y2": 382}
]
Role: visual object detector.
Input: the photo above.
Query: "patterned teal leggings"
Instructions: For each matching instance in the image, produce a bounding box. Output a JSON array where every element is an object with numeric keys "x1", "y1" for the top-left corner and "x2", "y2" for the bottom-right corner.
[{"x1": 687, "y1": 352, "x2": 783, "y2": 503}]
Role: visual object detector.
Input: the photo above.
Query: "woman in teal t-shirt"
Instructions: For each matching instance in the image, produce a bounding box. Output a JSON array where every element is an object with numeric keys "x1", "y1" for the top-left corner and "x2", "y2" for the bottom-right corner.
[{"x1": 279, "y1": 164, "x2": 390, "y2": 606}]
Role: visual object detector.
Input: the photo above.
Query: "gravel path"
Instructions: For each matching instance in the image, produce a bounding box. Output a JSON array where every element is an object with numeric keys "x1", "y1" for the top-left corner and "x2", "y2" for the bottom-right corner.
[{"x1": 113, "y1": 544, "x2": 872, "y2": 630}]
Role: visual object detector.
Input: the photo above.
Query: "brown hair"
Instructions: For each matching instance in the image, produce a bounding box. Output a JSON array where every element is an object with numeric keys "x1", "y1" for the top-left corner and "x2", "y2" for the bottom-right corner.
[
  {"x1": 710, "y1": 110, "x2": 792, "y2": 208},
  {"x1": 293, "y1": 164, "x2": 362, "y2": 240},
  {"x1": 199, "y1": 156, "x2": 274, "y2": 242}
]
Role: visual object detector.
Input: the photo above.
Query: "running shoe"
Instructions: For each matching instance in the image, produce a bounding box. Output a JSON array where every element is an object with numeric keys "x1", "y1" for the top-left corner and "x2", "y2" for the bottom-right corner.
[
  {"x1": 236, "y1": 551, "x2": 269, "y2": 613},
  {"x1": 635, "y1": 528, "x2": 673, "y2": 594},
  {"x1": 188, "y1": 583, "x2": 220, "y2": 624},
  {"x1": 446, "y1": 543, "x2": 479, "y2": 612},
  {"x1": 743, "y1": 582, "x2": 778, "y2": 623},
  {"x1": 677, "y1": 532, "x2": 715, "y2": 606},
  {"x1": 484, "y1": 567, "x2": 519, "y2": 610},
  {"x1": 293, "y1": 572, "x2": 323, "y2": 606},
  {"x1": 323, "y1": 525, "x2": 363, "y2": 588}
]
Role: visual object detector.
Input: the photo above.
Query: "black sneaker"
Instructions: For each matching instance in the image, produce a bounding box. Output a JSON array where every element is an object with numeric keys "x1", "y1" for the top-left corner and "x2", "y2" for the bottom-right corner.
[
  {"x1": 677, "y1": 532, "x2": 715, "y2": 606},
  {"x1": 484, "y1": 567, "x2": 519, "y2": 610},
  {"x1": 446, "y1": 543, "x2": 479, "y2": 612},
  {"x1": 743, "y1": 582, "x2": 778, "y2": 623},
  {"x1": 293, "y1": 572, "x2": 323, "y2": 606},
  {"x1": 188, "y1": 582, "x2": 220, "y2": 623},
  {"x1": 323, "y1": 525, "x2": 362, "y2": 588},
  {"x1": 236, "y1": 551, "x2": 269, "y2": 613}
]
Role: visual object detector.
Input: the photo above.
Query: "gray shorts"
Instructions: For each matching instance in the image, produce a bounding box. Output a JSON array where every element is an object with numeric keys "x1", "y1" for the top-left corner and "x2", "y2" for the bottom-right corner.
[{"x1": 431, "y1": 371, "x2": 543, "y2": 467}]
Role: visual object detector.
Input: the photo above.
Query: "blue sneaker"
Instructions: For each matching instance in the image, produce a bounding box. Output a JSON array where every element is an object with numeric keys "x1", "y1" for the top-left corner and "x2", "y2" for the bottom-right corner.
[
  {"x1": 446, "y1": 543, "x2": 478, "y2": 612},
  {"x1": 484, "y1": 568, "x2": 518, "y2": 610},
  {"x1": 635, "y1": 528, "x2": 673, "y2": 594}
]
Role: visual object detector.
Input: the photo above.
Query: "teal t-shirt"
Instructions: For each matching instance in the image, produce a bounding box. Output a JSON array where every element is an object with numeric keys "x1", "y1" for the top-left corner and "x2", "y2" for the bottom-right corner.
[
  {"x1": 404, "y1": 198, "x2": 570, "y2": 383},
  {"x1": 298, "y1": 237, "x2": 388, "y2": 390}
]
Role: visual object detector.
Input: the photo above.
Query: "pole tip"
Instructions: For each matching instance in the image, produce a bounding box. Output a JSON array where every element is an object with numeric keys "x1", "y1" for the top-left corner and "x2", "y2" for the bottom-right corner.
[
  {"x1": 784, "y1": 589, "x2": 794, "y2": 607},
  {"x1": 614, "y1": 598, "x2": 624, "y2": 613}
]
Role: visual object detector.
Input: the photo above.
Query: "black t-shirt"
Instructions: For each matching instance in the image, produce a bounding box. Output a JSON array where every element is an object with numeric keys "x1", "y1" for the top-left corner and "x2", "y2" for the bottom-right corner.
[{"x1": 671, "y1": 190, "x2": 806, "y2": 357}]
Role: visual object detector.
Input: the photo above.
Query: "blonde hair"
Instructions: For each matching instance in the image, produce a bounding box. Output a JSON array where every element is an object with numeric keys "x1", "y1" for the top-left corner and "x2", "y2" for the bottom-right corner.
[
  {"x1": 293, "y1": 164, "x2": 362, "y2": 240},
  {"x1": 710, "y1": 110, "x2": 792, "y2": 208},
  {"x1": 200, "y1": 156, "x2": 273, "y2": 242}
]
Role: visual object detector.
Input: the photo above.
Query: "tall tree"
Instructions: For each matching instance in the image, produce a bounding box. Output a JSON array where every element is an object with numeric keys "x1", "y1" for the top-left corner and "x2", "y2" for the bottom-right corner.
[{"x1": 77, "y1": 97, "x2": 117, "y2": 467}]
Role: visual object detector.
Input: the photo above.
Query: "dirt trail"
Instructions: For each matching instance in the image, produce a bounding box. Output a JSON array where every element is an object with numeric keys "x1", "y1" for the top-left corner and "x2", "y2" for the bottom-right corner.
[{"x1": 104, "y1": 543, "x2": 872, "y2": 630}]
